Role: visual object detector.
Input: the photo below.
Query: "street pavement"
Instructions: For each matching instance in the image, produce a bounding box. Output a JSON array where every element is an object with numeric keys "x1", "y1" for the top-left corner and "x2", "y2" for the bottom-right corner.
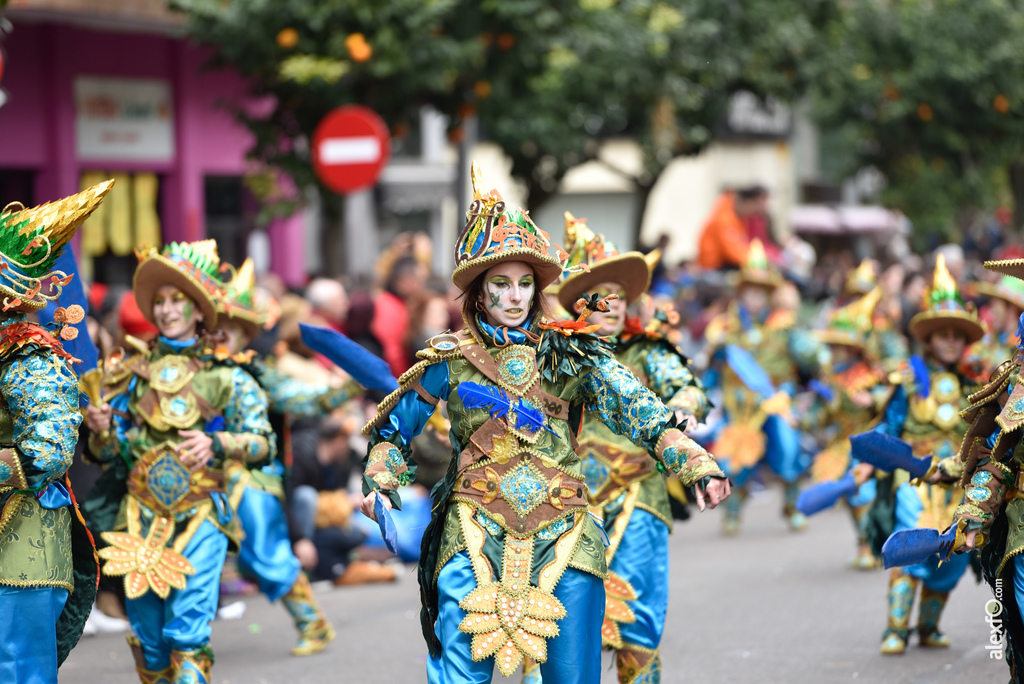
[{"x1": 61, "y1": 487, "x2": 1007, "y2": 683}]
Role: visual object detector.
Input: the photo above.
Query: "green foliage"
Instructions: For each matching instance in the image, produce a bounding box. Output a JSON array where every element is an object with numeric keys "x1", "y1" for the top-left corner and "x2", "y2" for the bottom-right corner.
[
  {"x1": 809, "y1": 0, "x2": 1024, "y2": 238},
  {"x1": 170, "y1": 0, "x2": 832, "y2": 230}
]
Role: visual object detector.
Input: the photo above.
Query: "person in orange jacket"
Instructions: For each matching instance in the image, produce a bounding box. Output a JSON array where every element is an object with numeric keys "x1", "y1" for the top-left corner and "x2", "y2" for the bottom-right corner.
[{"x1": 697, "y1": 188, "x2": 770, "y2": 270}]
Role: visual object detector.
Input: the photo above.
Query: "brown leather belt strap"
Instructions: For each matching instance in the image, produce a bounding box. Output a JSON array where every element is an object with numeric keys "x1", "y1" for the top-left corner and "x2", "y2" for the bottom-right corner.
[{"x1": 408, "y1": 377, "x2": 440, "y2": 406}]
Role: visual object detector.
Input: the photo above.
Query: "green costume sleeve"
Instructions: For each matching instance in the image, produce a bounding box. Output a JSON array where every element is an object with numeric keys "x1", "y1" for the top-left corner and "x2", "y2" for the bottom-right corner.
[
  {"x1": 260, "y1": 362, "x2": 356, "y2": 417},
  {"x1": 0, "y1": 350, "x2": 82, "y2": 491},
  {"x1": 578, "y1": 355, "x2": 724, "y2": 486},
  {"x1": 212, "y1": 366, "x2": 276, "y2": 465},
  {"x1": 642, "y1": 342, "x2": 710, "y2": 421}
]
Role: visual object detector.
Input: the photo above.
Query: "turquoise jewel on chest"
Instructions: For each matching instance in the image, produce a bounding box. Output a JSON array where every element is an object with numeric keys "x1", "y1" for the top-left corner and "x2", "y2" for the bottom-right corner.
[
  {"x1": 937, "y1": 377, "x2": 955, "y2": 395},
  {"x1": 936, "y1": 404, "x2": 956, "y2": 422},
  {"x1": 499, "y1": 459, "x2": 549, "y2": 518},
  {"x1": 160, "y1": 366, "x2": 180, "y2": 383},
  {"x1": 169, "y1": 396, "x2": 188, "y2": 416}
]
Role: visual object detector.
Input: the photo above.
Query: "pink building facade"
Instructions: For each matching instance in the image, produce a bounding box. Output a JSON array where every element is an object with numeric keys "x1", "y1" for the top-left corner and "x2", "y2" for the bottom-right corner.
[{"x1": 0, "y1": 20, "x2": 306, "y2": 285}]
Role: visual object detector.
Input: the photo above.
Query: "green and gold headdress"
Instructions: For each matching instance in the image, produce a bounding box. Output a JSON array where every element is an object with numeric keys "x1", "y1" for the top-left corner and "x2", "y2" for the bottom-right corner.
[
  {"x1": 737, "y1": 239, "x2": 781, "y2": 290},
  {"x1": 452, "y1": 163, "x2": 564, "y2": 291},
  {"x1": 974, "y1": 274, "x2": 1024, "y2": 312},
  {"x1": 909, "y1": 253, "x2": 983, "y2": 343},
  {"x1": 816, "y1": 287, "x2": 882, "y2": 348},
  {"x1": 557, "y1": 212, "x2": 650, "y2": 312},
  {"x1": 844, "y1": 259, "x2": 877, "y2": 297},
  {"x1": 133, "y1": 239, "x2": 225, "y2": 328},
  {"x1": 0, "y1": 180, "x2": 113, "y2": 312},
  {"x1": 217, "y1": 258, "x2": 265, "y2": 339}
]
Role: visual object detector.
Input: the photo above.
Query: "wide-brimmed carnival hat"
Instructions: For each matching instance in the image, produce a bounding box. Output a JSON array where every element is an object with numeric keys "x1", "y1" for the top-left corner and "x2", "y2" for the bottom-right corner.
[
  {"x1": 736, "y1": 239, "x2": 782, "y2": 290},
  {"x1": 556, "y1": 212, "x2": 651, "y2": 311},
  {"x1": 217, "y1": 258, "x2": 266, "y2": 340},
  {"x1": 816, "y1": 287, "x2": 882, "y2": 348},
  {"x1": 844, "y1": 259, "x2": 877, "y2": 297},
  {"x1": 0, "y1": 180, "x2": 114, "y2": 312},
  {"x1": 909, "y1": 253, "x2": 984, "y2": 344},
  {"x1": 133, "y1": 239, "x2": 224, "y2": 328},
  {"x1": 974, "y1": 274, "x2": 1024, "y2": 312},
  {"x1": 452, "y1": 163, "x2": 564, "y2": 292}
]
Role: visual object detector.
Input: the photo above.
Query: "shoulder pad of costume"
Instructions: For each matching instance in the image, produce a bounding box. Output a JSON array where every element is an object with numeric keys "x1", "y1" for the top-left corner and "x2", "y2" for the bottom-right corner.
[
  {"x1": 123, "y1": 334, "x2": 152, "y2": 358},
  {"x1": 704, "y1": 312, "x2": 731, "y2": 346},
  {"x1": 966, "y1": 357, "x2": 1017, "y2": 408},
  {"x1": 764, "y1": 310, "x2": 796, "y2": 330},
  {"x1": 362, "y1": 358, "x2": 445, "y2": 436}
]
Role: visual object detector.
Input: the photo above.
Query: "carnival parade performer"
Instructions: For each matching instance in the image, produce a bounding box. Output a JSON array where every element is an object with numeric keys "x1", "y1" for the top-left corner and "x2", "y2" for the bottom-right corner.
[
  {"x1": 211, "y1": 258, "x2": 343, "y2": 656},
  {"x1": 865, "y1": 254, "x2": 984, "y2": 655},
  {"x1": 0, "y1": 182, "x2": 112, "y2": 683},
  {"x1": 359, "y1": 164, "x2": 729, "y2": 684},
  {"x1": 83, "y1": 240, "x2": 276, "y2": 684},
  {"x1": 807, "y1": 288, "x2": 892, "y2": 569},
  {"x1": 939, "y1": 255, "x2": 1024, "y2": 680},
  {"x1": 547, "y1": 214, "x2": 710, "y2": 682},
  {"x1": 961, "y1": 274, "x2": 1024, "y2": 384},
  {"x1": 703, "y1": 240, "x2": 821, "y2": 534}
]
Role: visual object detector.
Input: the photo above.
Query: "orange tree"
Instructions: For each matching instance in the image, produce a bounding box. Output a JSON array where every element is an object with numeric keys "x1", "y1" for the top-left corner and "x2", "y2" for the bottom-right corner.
[{"x1": 809, "y1": 0, "x2": 1024, "y2": 241}]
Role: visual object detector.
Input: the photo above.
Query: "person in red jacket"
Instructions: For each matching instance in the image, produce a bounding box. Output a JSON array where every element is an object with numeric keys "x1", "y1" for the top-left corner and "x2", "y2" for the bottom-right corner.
[{"x1": 371, "y1": 256, "x2": 426, "y2": 376}]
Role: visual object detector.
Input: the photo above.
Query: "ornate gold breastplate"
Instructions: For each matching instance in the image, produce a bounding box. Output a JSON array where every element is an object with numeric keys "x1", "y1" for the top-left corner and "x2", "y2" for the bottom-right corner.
[{"x1": 909, "y1": 372, "x2": 963, "y2": 432}]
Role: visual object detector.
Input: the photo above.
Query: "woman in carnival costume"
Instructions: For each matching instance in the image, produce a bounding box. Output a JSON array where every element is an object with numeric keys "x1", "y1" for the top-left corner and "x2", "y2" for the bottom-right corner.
[
  {"x1": 961, "y1": 274, "x2": 1024, "y2": 385},
  {"x1": 359, "y1": 165, "x2": 729, "y2": 684},
  {"x1": 863, "y1": 254, "x2": 984, "y2": 655},
  {"x1": 84, "y1": 240, "x2": 276, "y2": 684},
  {"x1": 537, "y1": 215, "x2": 709, "y2": 683},
  {"x1": 0, "y1": 182, "x2": 113, "y2": 683},
  {"x1": 703, "y1": 239, "x2": 821, "y2": 534},
  {"x1": 941, "y1": 256, "x2": 1024, "y2": 681},
  {"x1": 807, "y1": 288, "x2": 891, "y2": 569},
  {"x1": 209, "y1": 258, "x2": 346, "y2": 656}
]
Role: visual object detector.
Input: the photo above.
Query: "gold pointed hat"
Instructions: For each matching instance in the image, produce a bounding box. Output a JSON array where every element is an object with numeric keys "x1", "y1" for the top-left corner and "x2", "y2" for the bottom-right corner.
[
  {"x1": 556, "y1": 212, "x2": 651, "y2": 311},
  {"x1": 0, "y1": 180, "x2": 114, "y2": 311},
  {"x1": 816, "y1": 287, "x2": 882, "y2": 348},
  {"x1": 908, "y1": 253, "x2": 984, "y2": 343},
  {"x1": 844, "y1": 259, "x2": 877, "y2": 296},
  {"x1": 975, "y1": 274, "x2": 1024, "y2": 312},
  {"x1": 737, "y1": 239, "x2": 781, "y2": 289},
  {"x1": 133, "y1": 239, "x2": 225, "y2": 328},
  {"x1": 451, "y1": 163, "x2": 564, "y2": 291},
  {"x1": 217, "y1": 258, "x2": 265, "y2": 339}
]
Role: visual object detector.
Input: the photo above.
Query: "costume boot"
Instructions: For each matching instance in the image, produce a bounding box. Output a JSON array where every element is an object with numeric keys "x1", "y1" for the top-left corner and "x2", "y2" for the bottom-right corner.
[
  {"x1": 782, "y1": 481, "x2": 807, "y2": 531},
  {"x1": 722, "y1": 488, "x2": 743, "y2": 535},
  {"x1": 616, "y1": 644, "x2": 660, "y2": 684},
  {"x1": 522, "y1": 657, "x2": 543, "y2": 684},
  {"x1": 127, "y1": 635, "x2": 172, "y2": 684},
  {"x1": 849, "y1": 504, "x2": 879, "y2": 570},
  {"x1": 881, "y1": 569, "x2": 919, "y2": 654},
  {"x1": 169, "y1": 647, "x2": 213, "y2": 684},
  {"x1": 283, "y1": 572, "x2": 336, "y2": 656},
  {"x1": 918, "y1": 586, "x2": 952, "y2": 648}
]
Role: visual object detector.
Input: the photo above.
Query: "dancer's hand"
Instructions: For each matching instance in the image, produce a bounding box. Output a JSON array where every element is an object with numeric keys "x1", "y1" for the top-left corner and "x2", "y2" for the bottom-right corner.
[
  {"x1": 674, "y1": 410, "x2": 696, "y2": 433},
  {"x1": 177, "y1": 430, "x2": 214, "y2": 471},
  {"x1": 694, "y1": 477, "x2": 731, "y2": 511},
  {"x1": 961, "y1": 529, "x2": 979, "y2": 551},
  {"x1": 294, "y1": 538, "x2": 319, "y2": 570},
  {"x1": 84, "y1": 403, "x2": 113, "y2": 433},
  {"x1": 361, "y1": 490, "x2": 393, "y2": 521}
]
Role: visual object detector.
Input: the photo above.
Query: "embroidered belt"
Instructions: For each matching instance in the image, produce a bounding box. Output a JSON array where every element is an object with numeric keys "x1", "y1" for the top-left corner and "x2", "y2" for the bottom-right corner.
[
  {"x1": 579, "y1": 440, "x2": 654, "y2": 505},
  {"x1": 453, "y1": 453, "x2": 587, "y2": 535},
  {"x1": 127, "y1": 442, "x2": 225, "y2": 519}
]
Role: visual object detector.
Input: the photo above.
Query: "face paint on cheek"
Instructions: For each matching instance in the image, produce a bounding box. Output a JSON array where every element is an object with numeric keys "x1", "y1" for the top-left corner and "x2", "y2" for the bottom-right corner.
[
  {"x1": 487, "y1": 283, "x2": 503, "y2": 310},
  {"x1": 182, "y1": 301, "x2": 194, "y2": 323}
]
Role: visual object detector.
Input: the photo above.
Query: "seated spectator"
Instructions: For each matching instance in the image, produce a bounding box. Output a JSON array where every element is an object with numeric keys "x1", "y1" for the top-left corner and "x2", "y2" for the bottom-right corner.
[{"x1": 288, "y1": 418, "x2": 396, "y2": 586}]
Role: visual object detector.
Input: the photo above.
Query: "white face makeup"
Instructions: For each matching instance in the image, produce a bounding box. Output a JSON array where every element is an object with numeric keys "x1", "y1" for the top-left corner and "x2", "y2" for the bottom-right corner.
[
  {"x1": 152, "y1": 285, "x2": 202, "y2": 341},
  {"x1": 478, "y1": 261, "x2": 536, "y2": 328},
  {"x1": 586, "y1": 281, "x2": 628, "y2": 337}
]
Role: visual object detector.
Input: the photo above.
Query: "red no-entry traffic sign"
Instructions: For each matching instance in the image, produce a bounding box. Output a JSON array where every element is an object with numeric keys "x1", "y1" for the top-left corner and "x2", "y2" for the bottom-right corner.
[{"x1": 311, "y1": 105, "x2": 391, "y2": 195}]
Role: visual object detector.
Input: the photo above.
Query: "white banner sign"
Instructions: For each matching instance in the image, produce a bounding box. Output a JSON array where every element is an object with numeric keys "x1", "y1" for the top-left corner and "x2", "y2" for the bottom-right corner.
[{"x1": 75, "y1": 76, "x2": 175, "y2": 162}]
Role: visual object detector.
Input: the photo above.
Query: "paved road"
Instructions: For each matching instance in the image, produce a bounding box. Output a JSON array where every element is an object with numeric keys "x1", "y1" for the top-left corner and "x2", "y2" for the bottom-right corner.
[{"x1": 61, "y1": 487, "x2": 1007, "y2": 683}]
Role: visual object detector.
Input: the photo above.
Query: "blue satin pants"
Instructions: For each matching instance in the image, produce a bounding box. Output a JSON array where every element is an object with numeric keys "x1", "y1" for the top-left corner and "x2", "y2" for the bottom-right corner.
[
  {"x1": 427, "y1": 552, "x2": 604, "y2": 684},
  {"x1": 0, "y1": 585, "x2": 68, "y2": 684},
  {"x1": 126, "y1": 519, "x2": 228, "y2": 670},
  {"x1": 612, "y1": 509, "x2": 669, "y2": 650},
  {"x1": 237, "y1": 487, "x2": 301, "y2": 602},
  {"x1": 894, "y1": 483, "x2": 970, "y2": 592}
]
